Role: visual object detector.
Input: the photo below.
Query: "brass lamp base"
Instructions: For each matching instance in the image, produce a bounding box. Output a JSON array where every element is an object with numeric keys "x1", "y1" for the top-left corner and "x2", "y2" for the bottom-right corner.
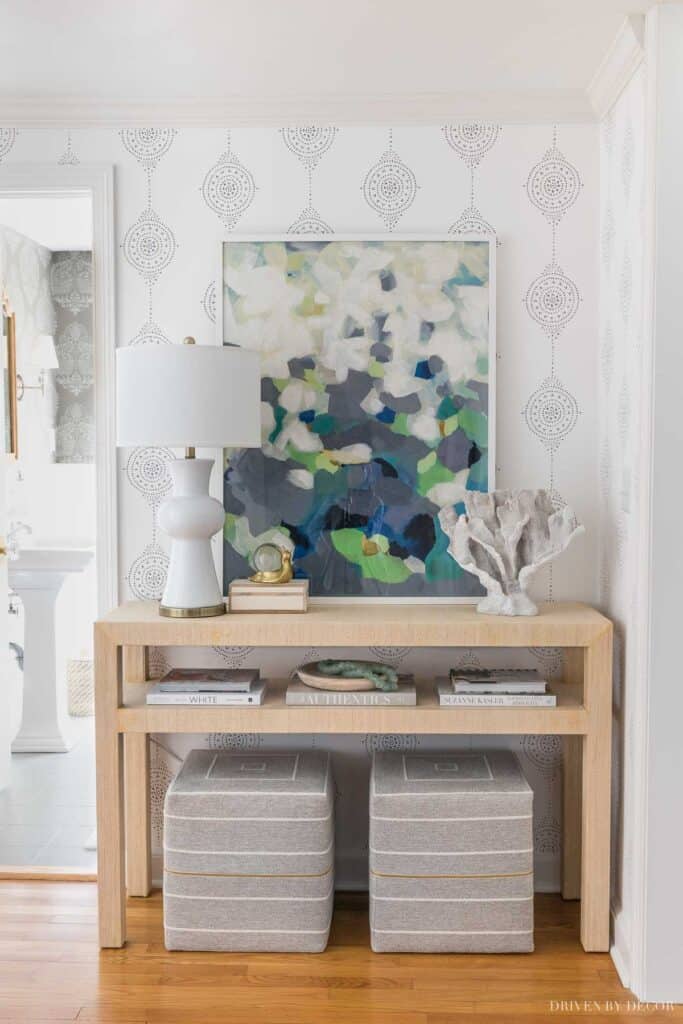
[{"x1": 159, "y1": 602, "x2": 227, "y2": 619}]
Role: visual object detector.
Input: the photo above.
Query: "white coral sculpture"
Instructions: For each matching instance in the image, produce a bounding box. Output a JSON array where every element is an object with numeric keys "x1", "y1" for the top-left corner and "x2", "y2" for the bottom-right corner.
[{"x1": 438, "y1": 489, "x2": 584, "y2": 616}]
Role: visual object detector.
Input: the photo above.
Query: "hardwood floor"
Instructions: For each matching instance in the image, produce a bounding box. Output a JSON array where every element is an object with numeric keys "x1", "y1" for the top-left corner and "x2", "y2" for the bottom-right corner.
[{"x1": 0, "y1": 883, "x2": 679, "y2": 1023}]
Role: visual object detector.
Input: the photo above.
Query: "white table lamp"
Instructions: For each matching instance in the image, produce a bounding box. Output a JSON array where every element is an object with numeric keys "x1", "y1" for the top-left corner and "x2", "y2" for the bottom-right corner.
[{"x1": 116, "y1": 339, "x2": 261, "y2": 617}]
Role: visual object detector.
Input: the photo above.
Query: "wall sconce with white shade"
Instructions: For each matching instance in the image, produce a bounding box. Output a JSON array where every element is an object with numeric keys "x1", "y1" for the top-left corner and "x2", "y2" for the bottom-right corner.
[{"x1": 116, "y1": 338, "x2": 261, "y2": 618}]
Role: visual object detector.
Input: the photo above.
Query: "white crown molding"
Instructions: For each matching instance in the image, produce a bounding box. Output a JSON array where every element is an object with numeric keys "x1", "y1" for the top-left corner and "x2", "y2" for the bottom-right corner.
[
  {"x1": 587, "y1": 14, "x2": 645, "y2": 120},
  {"x1": 0, "y1": 89, "x2": 595, "y2": 127}
]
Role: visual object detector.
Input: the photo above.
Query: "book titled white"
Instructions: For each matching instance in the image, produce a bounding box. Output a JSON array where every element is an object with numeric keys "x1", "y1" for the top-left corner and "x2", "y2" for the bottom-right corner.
[
  {"x1": 158, "y1": 668, "x2": 259, "y2": 693},
  {"x1": 437, "y1": 681, "x2": 556, "y2": 707},
  {"x1": 146, "y1": 680, "x2": 266, "y2": 706}
]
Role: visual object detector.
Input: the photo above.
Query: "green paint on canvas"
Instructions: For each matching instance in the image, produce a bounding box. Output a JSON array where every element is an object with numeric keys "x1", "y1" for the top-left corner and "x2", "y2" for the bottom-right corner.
[
  {"x1": 268, "y1": 404, "x2": 287, "y2": 444},
  {"x1": 453, "y1": 381, "x2": 480, "y2": 401},
  {"x1": 331, "y1": 528, "x2": 412, "y2": 584},
  {"x1": 458, "y1": 407, "x2": 488, "y2": 448},
  {"x1": 303, "y1": 368, "x2": 327, "y2": 392},
  {"x1": 442, "y1": 414, "x2": 459, "y2": 437},
  {"x1": 390, "y1": 413, "x2": 412, "y2": 437},
  {"x1": 437, "y1": 395, "x2": 460, "y2": 420},
  {"x1": 425, "y1": 527, "x2": 464, "y2": 581},
  {"x1": 417, "y1": 454, "x2": 455, "y2": 496},
  {"x1": 310, "y1": 413, "x2": 336, "y2": 435}
]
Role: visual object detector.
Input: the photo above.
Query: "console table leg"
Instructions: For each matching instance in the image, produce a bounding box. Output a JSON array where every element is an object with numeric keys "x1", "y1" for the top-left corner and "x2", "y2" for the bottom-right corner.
[
  {"x1": 580, "y1": 629, "x2": 613, "y2": 952},
  {"x1": 122, "y1": 646, "x2": 151, "y2": 897},
  {"x1": 94, "y1": 629, "x2": 125, "y2": 948},
  {"x1": 562, "y1": 736, "x2": 582, "y2": 899},
  {"x1": 561, "y1": 644, "x2": 584, "y2": 901},
  {"x1": 124, "y1": 733, "x2": 151, "y2": 897}
]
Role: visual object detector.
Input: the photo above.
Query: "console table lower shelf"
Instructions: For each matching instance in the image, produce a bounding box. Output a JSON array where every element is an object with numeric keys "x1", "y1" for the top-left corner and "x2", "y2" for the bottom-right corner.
[{"x1": 94, "y1": 600, "x2": 613, "y2": 953}]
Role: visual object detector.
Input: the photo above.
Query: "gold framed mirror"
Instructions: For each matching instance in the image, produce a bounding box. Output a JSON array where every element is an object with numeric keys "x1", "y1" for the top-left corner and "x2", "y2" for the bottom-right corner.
[{"x1": 2, "y1": 294, "x2": 18, "y2": 458}]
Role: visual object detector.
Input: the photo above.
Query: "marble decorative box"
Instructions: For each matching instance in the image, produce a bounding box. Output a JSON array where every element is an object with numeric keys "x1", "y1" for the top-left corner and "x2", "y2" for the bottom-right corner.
[{"x1": 228, "y1": 578, "x2": 309, "y2": 612}]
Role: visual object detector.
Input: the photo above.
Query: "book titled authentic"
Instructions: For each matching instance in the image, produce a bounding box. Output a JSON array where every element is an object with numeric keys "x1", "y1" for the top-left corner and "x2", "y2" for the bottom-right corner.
[{"x1": 286, "y1": 680, "x2": 416, "y2": 707}]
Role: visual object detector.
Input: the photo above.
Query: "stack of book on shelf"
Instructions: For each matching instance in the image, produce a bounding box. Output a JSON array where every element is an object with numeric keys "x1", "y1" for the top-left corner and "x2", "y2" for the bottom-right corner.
[
  {"x1": 146, "y1": 668, "x2": 266, "y2": 706},
  {"x1": 436, "y1": 668, "x2": 556, "y2": 707},
  {"x1": 286, "y1": 676, "x2": 416, "y2": 706}
]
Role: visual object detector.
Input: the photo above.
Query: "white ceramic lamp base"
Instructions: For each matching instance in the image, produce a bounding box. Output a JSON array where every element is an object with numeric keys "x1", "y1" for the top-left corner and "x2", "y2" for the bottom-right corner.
[{"x1": 157, "y1": 458, "x2": 226, "y2": 617}]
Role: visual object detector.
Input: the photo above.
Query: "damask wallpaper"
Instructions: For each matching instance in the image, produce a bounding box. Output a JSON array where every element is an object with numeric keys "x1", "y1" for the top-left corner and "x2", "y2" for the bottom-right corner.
[
  {"x1": 0, "y1": 122, "x2": 599, "y2": 890},
  {"x1": 50, "y1": 250, "x2": 95, "y2": 463}
]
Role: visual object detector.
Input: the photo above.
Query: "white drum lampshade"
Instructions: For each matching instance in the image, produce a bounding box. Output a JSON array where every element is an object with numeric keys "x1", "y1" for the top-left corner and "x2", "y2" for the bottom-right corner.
[
  {"x1": 117, "y1": 344, "x2": 261, "y2": 449},
  {"x1": 116, "y1": 342, "x2": 261, "y2": 617}
]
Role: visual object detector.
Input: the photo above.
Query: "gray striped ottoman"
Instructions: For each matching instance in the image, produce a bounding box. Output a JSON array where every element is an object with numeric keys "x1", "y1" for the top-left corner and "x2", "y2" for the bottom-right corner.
[
  {"x1": 163, "y1": 750, "x2": 334, "y2": 952},
  {"x1": 370, "y1": 750, "x2": 534, "y2": 953}
]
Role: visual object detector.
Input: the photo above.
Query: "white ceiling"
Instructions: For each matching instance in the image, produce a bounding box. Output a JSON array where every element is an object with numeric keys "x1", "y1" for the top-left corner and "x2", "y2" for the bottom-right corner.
[
  {"x1": 0, "y1": 196, "x2": 92, "y2": 250},
  {"x1": 0, "y1": 0, "x2": 655, "y2": 124}
]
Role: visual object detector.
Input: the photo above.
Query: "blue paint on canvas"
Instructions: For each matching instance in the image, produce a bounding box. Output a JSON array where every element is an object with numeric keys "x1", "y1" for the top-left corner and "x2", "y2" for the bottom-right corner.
[{"x1": 222, "y1": 238, "x2": 493, "y2": 597}]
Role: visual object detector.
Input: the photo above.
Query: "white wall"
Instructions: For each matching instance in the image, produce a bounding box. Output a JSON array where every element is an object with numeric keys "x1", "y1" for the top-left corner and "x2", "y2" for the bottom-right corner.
[
  {"x1": 0, "y1": 195, "x2": 91, "y2": 251},
  {"x1": 639, "y1": 2, "x2": 683, "y2": 1002},
  {"x1": 598, "y1": 4, "x2": 683, "y2": 1001},
  {"x1": 598, "y1": 60, "x2": 647, "y2": 989},
  {"x1": 0, "y1": 121, "x2": 599, "y2": 889}
]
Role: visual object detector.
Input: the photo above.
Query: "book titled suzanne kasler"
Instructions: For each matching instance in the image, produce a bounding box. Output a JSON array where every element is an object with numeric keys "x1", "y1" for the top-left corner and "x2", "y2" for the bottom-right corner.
[
  {"x1": 286, "y1": 681, "x2": 416, "y2": 707},
  {"x1": 437, "y1": 681, "x2": 556, "y2": 707}
]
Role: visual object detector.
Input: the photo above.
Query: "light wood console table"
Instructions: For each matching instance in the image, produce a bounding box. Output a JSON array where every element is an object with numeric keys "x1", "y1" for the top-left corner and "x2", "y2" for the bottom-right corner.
[{"x1": 94, "y1": 600, "x2": 612, "y2": 952}]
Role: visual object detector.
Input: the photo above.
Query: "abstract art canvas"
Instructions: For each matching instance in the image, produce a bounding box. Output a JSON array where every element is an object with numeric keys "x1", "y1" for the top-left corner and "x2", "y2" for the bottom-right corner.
[{"x1": 221, "y1": 236, "x2": 495, "y2": 598}]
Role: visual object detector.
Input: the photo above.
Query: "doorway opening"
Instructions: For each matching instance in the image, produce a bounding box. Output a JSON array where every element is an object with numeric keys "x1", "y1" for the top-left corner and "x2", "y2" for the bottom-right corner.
[{"x1": 0, "y1": 170, "x2": 116, "y2": 876}]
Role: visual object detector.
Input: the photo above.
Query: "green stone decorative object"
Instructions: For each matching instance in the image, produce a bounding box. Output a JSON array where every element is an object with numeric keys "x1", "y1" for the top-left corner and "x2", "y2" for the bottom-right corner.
[{"x1": 315, "y1": 659, "x2": 399, "y2": 692}]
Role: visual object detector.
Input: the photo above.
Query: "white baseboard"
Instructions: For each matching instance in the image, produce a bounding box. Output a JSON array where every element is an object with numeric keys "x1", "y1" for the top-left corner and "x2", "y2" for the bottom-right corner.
[{"x1": 611, "y1": 907, "x2": 632, "y2": 991}]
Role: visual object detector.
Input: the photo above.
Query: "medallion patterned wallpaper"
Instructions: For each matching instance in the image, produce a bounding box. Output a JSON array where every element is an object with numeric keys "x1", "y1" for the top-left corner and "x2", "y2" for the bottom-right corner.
[{"x1": 1, "y1": 123, "x2": 599, "y2": 889}]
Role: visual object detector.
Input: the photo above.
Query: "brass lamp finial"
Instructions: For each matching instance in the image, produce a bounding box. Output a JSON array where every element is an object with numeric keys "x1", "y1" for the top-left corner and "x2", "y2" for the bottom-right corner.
[{"x1": 183, "y1": 337, "x2": 197, "y2": 458}]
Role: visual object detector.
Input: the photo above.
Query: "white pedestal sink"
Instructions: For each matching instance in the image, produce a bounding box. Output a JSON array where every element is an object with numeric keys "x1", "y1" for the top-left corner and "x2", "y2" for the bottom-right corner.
[{"x1": 10, "y1": 547, "x2": 94, "y2": 754}]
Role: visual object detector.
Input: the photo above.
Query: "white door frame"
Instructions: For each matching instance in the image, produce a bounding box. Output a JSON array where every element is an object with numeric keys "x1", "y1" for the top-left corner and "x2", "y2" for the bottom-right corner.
[{"x1": 0, "y1": 164, "x2": 118, "y2": 615}]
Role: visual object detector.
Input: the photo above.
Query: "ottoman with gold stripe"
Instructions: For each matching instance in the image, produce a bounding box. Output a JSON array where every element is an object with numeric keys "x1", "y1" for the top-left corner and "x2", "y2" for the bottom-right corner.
[
  {"x1": 163, "y1": 750, "x2": 334, "y2": 952},
  {"x1": 370, "y1": 750, "x2": 534, "y2": 953}
]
